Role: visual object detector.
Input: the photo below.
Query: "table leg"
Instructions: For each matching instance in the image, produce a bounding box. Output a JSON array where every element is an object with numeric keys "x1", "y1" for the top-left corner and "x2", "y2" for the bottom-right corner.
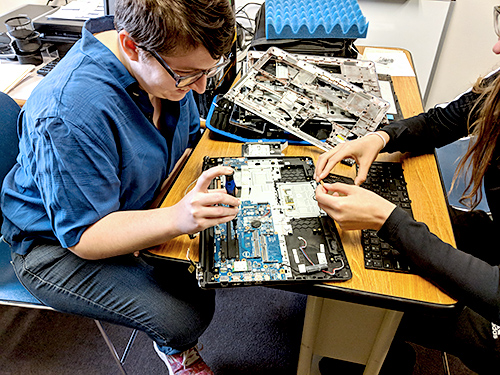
[
  {"x1": 297, "y1": 296, "x2": 324, "y2": 375},
  {"x1": 363, "y1": 309, "x2": 403, "y2": 375},
  {"x1": 297, "y1": 297, "x2": 404, "y2": 375}
]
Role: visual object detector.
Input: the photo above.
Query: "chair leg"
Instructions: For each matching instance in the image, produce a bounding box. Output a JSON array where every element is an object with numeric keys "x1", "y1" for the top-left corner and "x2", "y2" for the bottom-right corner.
[
  {"x1": 441, "y1": 351, "x2": 451, "y2": 375},
  {"x1": 121, "y1": 327, "x2": 139, "y2": 364},
  {"x1": 94, "y1": 319, "x2": 138, "y2": 375}
]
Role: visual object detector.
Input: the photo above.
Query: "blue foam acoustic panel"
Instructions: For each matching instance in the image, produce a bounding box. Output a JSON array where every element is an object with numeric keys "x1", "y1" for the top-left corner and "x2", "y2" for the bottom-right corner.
[{"x1": 265, "y1": 0, "x2": 368, "y2": 40}]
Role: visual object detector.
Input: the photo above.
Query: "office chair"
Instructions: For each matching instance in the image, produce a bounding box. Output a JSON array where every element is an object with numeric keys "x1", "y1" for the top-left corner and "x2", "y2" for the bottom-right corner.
[
  {"x1": 436, "y1": 137, "x2": 490, "y2": 213},
  {"x1": 0, "y1": 92, "x2": 137, "y2": 375},
  {"x1": 435, "y1": 138, "x2": 491, "y2": 375}
]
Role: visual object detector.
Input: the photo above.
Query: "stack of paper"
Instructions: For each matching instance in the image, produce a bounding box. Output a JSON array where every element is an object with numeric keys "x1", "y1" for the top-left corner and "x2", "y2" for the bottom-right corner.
[
  {"x1": 0, "y1": 63, "x2": 35, "y2": 93},
  {"x1": 361, "y1": 47, "x2": 415, "y2": 77}
]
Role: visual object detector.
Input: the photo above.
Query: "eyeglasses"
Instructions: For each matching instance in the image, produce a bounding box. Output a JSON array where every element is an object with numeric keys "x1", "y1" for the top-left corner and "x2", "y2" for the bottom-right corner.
[
  {"x1": 495, "y1": 6, "x2": 500, "y2": 37},
  {"x1": 138, "y1": 46, "x2": 231, "y2": 88}
]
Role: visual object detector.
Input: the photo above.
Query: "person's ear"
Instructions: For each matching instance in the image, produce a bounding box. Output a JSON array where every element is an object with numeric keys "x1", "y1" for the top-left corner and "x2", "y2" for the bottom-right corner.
[{"x1": 118, "y1": 30, "x2": 139, "y2": 61}]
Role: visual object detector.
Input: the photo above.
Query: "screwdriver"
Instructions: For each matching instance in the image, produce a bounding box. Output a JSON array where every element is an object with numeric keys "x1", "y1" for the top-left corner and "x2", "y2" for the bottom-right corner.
[
  {"x1": 225, "y1": 172, "x2": 237, "y2": 197},
  {"x1": 225, "y1": 172, "x2": 238, "y2": 239}
]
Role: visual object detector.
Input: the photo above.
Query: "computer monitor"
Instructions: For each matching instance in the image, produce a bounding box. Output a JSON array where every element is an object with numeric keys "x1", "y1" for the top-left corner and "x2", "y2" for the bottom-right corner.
[{"x1": 104, "y1": 0, "x2": 115, "y2": 15}]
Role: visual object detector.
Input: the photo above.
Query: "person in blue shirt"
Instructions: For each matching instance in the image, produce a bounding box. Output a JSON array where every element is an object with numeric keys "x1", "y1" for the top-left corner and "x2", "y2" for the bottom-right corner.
[{"x1": 1, "y1": 1, "x2": 237, "y2": 373}]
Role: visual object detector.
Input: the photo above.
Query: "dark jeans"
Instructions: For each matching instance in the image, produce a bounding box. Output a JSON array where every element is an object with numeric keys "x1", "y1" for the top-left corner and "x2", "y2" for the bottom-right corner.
[
  {"x1": 11, "y1": 244, "x2": 215, "y2": 355},
  {"x1": 391, "y1": 208, "x2": 500, "y2": 374}
]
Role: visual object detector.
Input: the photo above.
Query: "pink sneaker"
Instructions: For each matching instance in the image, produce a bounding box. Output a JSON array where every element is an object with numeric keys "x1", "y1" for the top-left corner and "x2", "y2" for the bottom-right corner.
[{"x1": 153, "y1": 342, "x2": 214, "y2": 375}]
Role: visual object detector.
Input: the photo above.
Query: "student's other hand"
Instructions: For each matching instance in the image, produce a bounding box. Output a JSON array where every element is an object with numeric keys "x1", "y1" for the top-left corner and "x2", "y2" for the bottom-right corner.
[
  {"x1": 315, "y1": 182, "x2": 396, "y2": 231},
  {"x1": 314, "y1": 132, "x2": 389, "y2": 186},
  {"x1": 173, "y1": 166, "x2": 240, "y2": 235}
]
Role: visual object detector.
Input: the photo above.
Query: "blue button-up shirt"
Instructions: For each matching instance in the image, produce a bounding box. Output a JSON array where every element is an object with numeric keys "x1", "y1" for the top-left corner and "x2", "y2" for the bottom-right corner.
[{"x1": 1, "y1": 17, "x2": 201, "y2": 255}]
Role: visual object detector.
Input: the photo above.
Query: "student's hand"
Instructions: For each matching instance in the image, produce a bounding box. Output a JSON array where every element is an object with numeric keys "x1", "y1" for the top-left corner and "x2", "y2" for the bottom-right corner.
[
  {"x1": 172, "y1": 166, "x2": 240, "y2": 235},
  {"x1": 315, "y1": 182, "x2": 396, "y2": 231},
  {"x1": 314, "y1": 131, "x2": 389, "y2": 186}
]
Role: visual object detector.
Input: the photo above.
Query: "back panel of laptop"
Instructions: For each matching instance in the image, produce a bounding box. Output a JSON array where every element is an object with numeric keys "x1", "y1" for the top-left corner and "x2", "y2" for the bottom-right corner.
[{"x1": 197, "y1": 156, "x2": 352, "y2": 288}]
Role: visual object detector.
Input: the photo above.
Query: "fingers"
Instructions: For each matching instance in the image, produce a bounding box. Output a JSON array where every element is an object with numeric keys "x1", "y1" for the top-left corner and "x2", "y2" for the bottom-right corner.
[
  {"x1": 194, "y1": 166, "x2": 234, "y2": 192},
  {"x1": 354, "y1": 163, "x2": 370, "y2": 186},
  {"x1": 315, "y1": 147, "x2": 346, "y2": 181},
  {"x1": 318, "y1": 157, "x2": 343, "y2": 181},
  {"x1": 319, "y1": 182, "x2": 353, "y2": 196},
  {"x1": 316, "y1": 183, "x2": 350, "y2": 208},
  {"x1": 198, "y1": 205, "x2": 238, "y2": 220},
  {"x1": 185, "y1": 167, "x2": 241, "y2": 222},
  {"x1": 189, "y1": 201, "x2": 238, "y2": 231},
  {"x1": 173, "y1": 192, "x2": 238, "y2": 235},
  {"x1": 314, "y1": 150, "x2": 335, "y2": 180},
  {"x1": 203, "y1": 214, "x2": 239, "y2": 228},
  {"x1": 315, "y1": 182, "x2": 396, "y2": 231},
  {"x1": 197, "y1": 190, "x2": 240, "y2": 208},
  {"x1": 185, "y1": 211, "x2": 239, "y2": 235},
  {"x1": 316, "y1": 185, "x2": 331, "y2": 204},
  {"x1": 315, "y1": 134, "x2": 387, "y2": 182}
]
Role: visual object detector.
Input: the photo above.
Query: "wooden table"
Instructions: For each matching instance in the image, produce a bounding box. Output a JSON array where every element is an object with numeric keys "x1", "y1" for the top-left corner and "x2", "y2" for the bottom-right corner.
[{"x1": 148, "y1": 47, "x2": 457, "y2": 375}]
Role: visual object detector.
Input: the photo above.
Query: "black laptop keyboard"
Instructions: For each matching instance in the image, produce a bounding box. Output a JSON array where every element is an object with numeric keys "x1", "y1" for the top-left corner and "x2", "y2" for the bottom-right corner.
[
  {"x1": 37, "y1": 57, "x2": 61, "y2": 76},
  {"x1": 324, "y1": 162, "x2": 414, "y2": 273}
]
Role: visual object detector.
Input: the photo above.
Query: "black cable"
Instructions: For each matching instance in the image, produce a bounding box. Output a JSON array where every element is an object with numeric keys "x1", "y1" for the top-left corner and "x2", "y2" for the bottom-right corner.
[
  {"x1": 236, "y1": 19, "x2": 255, "y2": 36},
  {"x1": 236, "y1": 10, "x2": 255, "y2": 26},
  {"x1": 235, "y1": 2, "x2": 262, "y2": 15}
]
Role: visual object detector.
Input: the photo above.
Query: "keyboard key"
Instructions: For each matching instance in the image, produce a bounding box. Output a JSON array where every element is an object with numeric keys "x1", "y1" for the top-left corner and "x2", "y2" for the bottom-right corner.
[
  {"x1": 359, "y1": 162, "x2": 414, "y2": 273},
  {"x1": 37, "y1": 57, "x2": 61, "y2": 76}
]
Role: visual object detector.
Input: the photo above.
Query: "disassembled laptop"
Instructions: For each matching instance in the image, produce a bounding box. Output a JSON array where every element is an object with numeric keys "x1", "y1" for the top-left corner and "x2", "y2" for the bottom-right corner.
[
  {"x1": 223, "y1": 47, "x2": 390, "y2": 151},
  {"x1": 245, "y1": 50, "x2": 383, "y2": 97},
  {"x1": 198, "y1": 156, "x2": 352, "y2": 288}
]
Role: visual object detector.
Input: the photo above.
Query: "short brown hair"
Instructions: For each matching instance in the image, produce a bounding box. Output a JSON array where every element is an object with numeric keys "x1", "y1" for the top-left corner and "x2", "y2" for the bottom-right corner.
[{"x1": 114, "y1": 0, "x2": 235, "y2": 58}]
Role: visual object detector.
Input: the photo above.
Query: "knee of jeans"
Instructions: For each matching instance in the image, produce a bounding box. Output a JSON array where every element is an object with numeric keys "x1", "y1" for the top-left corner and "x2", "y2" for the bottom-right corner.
[
  {"x1": 182, "y1": 297, "x2": 215, "y2": 335},
  {"x1": 155, "y1": 293, "x2": 216, "y2": 346}
]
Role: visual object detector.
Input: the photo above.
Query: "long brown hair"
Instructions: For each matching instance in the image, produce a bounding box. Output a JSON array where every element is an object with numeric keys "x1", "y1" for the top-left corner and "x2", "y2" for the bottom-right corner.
[{"x1": 454, "y1": 72, "x2": 500, "y2": 208}]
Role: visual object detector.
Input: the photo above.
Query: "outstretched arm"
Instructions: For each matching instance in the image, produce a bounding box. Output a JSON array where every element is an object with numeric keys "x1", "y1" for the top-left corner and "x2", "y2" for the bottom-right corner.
[{"x1": 69, "y1": 166, "x2": 239, "y2": 259}]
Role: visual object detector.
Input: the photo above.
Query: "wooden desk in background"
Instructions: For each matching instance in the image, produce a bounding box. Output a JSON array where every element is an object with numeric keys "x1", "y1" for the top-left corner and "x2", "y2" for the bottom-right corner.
[{"x1": 147, "y1": 48, "x2": 457, "y2": 375}]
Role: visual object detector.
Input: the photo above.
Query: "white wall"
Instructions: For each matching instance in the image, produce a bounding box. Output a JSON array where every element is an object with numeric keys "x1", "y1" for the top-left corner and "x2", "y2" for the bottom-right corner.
[
  {"x1": 425, "y1": 0, "x2": 500, "y2": 110},
  {"x1": 357, "y1": 0, "x2": 452, "y2": 108}
]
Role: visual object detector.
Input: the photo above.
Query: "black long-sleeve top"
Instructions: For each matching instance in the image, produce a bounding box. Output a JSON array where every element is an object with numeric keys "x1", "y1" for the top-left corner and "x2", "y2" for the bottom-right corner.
[{"x1": 377, "y1": 71, "x2": 500, "y2": 323}]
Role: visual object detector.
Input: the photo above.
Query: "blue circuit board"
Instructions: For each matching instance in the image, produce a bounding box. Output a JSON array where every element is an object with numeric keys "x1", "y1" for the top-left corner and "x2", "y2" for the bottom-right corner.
[{"x1": 213, "y1": 201, "x2": 289, "y2": 284}]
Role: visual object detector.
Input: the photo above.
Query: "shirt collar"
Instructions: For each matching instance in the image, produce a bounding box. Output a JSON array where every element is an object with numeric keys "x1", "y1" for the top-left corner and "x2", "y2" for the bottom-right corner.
[{"x1": 81, "y1": 16, "x2": 137, "y2": 92}]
